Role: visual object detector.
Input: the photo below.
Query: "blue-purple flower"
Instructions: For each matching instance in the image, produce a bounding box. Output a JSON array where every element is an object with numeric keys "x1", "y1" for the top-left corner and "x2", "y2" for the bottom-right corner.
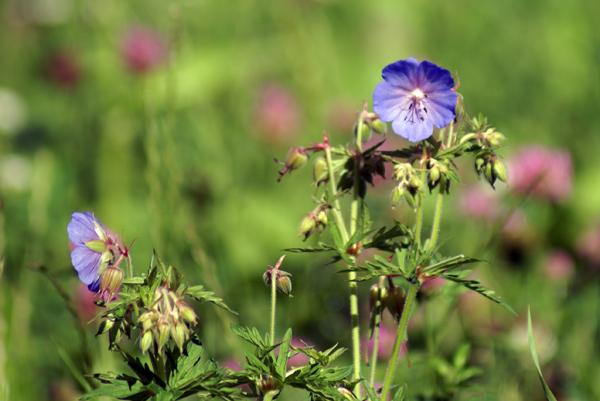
[
  {"x1": 373, "y1": 58, "x2": 457, "y2": 142},
  {"x1": 67, "y1": 212, "x2": 117, "y2": 290}
]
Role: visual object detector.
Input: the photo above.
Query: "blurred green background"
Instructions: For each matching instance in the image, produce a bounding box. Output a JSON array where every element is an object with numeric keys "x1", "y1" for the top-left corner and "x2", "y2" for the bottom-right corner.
[{"x1": 1, "y1": 0, "x2": 600, "y2": 400}]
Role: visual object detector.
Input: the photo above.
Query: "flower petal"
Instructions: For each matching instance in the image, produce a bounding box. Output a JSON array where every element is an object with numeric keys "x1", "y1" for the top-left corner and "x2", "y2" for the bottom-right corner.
[
  {"x1": 425, "y1": 90, "x2": 457, "y2": 129},
  {"x1": 67, "y1": 212, "x2": 99, "y2": 245},
  {"x1": 381, "y1": 58, "x2": 419, "y2": 91},
  {"x1": 416, "y1": 60, "x2": 455, "y2": 93},
  {"x1": 71, "y1": 246, "x2": 102, "y2": 285},
  {"x1": 391, "y1": 115, "x2": 433, "y2": 142},
  {"x1": 88, "y1": 277, "x2": 101, "y2": 292},
  {"x1": 373, "y1": 82, "x2": 410, "y2": 122}
]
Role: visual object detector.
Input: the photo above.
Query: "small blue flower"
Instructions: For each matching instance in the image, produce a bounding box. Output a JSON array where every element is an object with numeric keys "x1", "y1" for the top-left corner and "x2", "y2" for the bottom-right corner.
[
  {"x1": 373, "y1": 58, "x2": 457, "y2": 142},
  {"x1": 67, "y1": 212, "x2": 112, "y2": 289}
]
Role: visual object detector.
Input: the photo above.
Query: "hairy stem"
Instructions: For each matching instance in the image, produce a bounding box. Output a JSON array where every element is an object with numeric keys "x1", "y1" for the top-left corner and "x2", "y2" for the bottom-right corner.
[
  {"x1": 270, "y1": 268, "x2": 277, "y2": 346},
  {"x1": 414, "y1": 169, "x2": 426, "y2": 248},
  {"x1": 429, "y1": 177, "x2": 446, "y2": 251},
  {"x1": 369, "y1": 276, "x2": 386, "y2": 386},
  {"x1": 380, "y1": 284, "x2": 418, "y2": 401}
]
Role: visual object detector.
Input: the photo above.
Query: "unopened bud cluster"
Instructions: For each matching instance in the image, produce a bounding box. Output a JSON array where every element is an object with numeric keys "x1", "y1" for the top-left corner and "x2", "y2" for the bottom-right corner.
[
  {"x1": 138, "y1": 287, "x2": 198, "y2": 355},
  {"x1": 298, "y1": 205, "x2": 329, "y2": 241},
  {"x1": 391, "y1": 163, "x2": 422, "y2": 209},
  {"x1": 474, "y1": 151, "x2": 508, "y2": 189},
  {"x1": 426, "y1": 159, "x2": 450, "y2": 193},
  {"x1": 354, "y1": 112, "x2": 387, "y2": 143},
  {"x1": 370, "y1": 278, "x2": 406, "y2": 323},
  {"x1": 263, "y1": 266, "x2": 293, "y2": 296}
]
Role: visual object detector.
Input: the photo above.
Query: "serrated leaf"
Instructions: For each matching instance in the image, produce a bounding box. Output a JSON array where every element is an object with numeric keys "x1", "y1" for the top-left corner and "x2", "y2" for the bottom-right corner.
[
  {"x1": 322, "y1": 365, "x2": 353, "y2": 381},
  {"x1": 81, "y1": 375, "x2": 146, "y2": 400},
  {"x1": 276, "y1": 329, "x2": 292, "y2": 379},
  {"x1": 358, "y1": 200, "x2": 372, "y2": 236},
  {"x1": 283, "y1": 243, "x2": 337, "y2": 253},
  {"x1": 528, "y1": 306, "x2": 558, "y2": 401},
  {"x1": 441, "y1": 271, "x2": 516, "y2": 315},
  {"x1": 186, "y1": 286, "x2": 237, "y2": 315},
  {"x1": 422, "y1": 255, "x2": 486, "y2": 277},
  {"x1": 445, "y1": 168, "x2": 460, "y2": 183},
  {"x1": 328, "y1": 219, "x2": 345, "y2": 250},
  {"x1": 170, "y1": 335, "x2": 205, "y2": 386}
]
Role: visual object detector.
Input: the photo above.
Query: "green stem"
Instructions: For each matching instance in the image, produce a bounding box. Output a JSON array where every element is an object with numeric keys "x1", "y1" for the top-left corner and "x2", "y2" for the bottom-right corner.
[
  {"x1": 324, "y1": 146, "x2": 349, "y2": 242},
  {"x1": 270, "y1": 268, "x2": 277, "y2": 346},
  {"x1": 413, "y1": 169, "x2": 426, "y2": 248},
  {"x1": 126, "y1": 255, "x2": 133, "y2": 279},
  {"x1": 429, "y1": 177, "x2": 445, "y2": 251},
  {"x1": 369, "y1": 276, "x2": 386, "y2": 386},
  {"x1": 380, "y1": 284, "x2": 418, "y2": 401}
]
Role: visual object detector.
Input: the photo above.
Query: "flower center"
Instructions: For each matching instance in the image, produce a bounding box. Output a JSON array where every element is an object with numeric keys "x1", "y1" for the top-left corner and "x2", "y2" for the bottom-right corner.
[{"x1": 404, "y1": 88, "x2": 428, "y2": 125}]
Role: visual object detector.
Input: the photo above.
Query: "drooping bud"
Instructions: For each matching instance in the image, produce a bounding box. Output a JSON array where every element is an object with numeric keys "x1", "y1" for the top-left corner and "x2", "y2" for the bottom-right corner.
[
  {"x1": 369, "y1": 118, "x2": 388, "y2": 136},
  {"x1": 157, "y1": 322, "x2": 170, "y2": 351},
  {"x1": 298, "y1": 216, "x2": 317, "y2": 241},
  {"x1": 369, "y1": 283, "x2": 387, "y2": 313},
  {"x1": 384, "y1": 284, "x2": 406, "y2": 322},
  {"x1": 493, "y1": 159, "x2": 508, "y2": 184},
  {"x1": 276, "y1": 147, "x2": 309, "y2": 182},
  {"x1": 263, "y1": 267, "x2": 293, "y2": 297},
  {"x1": 140, "y1": 330, "x2": 153, "y2": 354},
  {"x1": 171, "y1": 323, "x2": 187, "y2": 352},
  {"x1": 98, "y1": 266, "x2": 123, "y2": 304},
  {"x1": 391, "y1": 184, "x2": 405, "y2": 206}
]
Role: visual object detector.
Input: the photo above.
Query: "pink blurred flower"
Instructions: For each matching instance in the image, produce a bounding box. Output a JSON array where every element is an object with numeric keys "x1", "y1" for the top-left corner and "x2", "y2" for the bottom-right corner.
[
  {"x1": 47, "y1": 50, "x2": 80, "y2": 87},
  {"x1": 121, "y1": 26, "x2": 166, "y2": 73},
  {"x1": 75, "y1": 282, "x2": 98, "y2": 322},
  {"x1": 255, "y1": 84, "x2": 302, "y2": 144},
  {"x1": 577, "y1": 224, "x2": 600, "y2": 268},
  {"x1": 362, "y1": 324, "x2": 405, "y2": 361},
  {"x1": 287, "y1": 338, "x2": 312, "y2": 367},
  {"x1": 508, "y1": 146, "x2": 572, "y2": 203},
  {"x1": 458, "y1": 186, "x2": 500, "y2": 221},
  {"x1": 544, "y1": 250, "x2": 574, "y2": 281}
]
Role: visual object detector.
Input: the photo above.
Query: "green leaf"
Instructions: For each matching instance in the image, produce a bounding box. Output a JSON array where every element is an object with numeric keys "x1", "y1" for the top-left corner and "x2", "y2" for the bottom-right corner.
[
  {"x1": 445, "y1": 167, "x2": 461, "y2": 183},
  {"x1": 283, "y1": 243, "x2": 337, "y2": 253},
  {"x1": 392, "y1": 384, "x2": 408, "y2": 401},
  {"x1": 421, "y1": 255, "x2": 486, "y2": 277},
  {"x1": 362, "y1": 381, "x2": 378, "y2": 401},
  {"x1": 170, "y1": 336, "x2": 205, "y2": 387},
  {"x1": 528, "y1": 306, "x2": 558, "y2": 401},
  {"x1": 276, "y1": 329, "x2": 292, "y2": 379},
  {"x1": 441, "y1": 271, "x2": 516, "y2": 315},
  {"x1": 358, "y1": 200, "x2": 372, "y2": 236},
  {"x1": 230, "y1": 324, "x2": 267, "y2": 348},
  {"x1": 81, "y1": 374, "x2": 146, "y2": 400},
  {"x1": 123, "y1": 277, "x2": 146, "y2": 285},
  {"x1": 328, "y1": 218, "x2": 345, "y2": 250},
  {"x1": 185, "y1": 285, "x2": 237, "y2": 315}
]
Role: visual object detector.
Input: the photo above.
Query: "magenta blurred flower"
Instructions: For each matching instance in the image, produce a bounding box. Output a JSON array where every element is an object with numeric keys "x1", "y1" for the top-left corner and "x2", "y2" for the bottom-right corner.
[
  {"x1": 48, "y1": 51, "x2": 80, "y2": 87},
  {"x1": 121, "y1": 26, "x2": 166, "y2": 73},
  {"x1": 255, "y1": 84, "x2": 302, "y2": 143},
  {"x1": 373, "y1": 58, "x2": 457, "y2": 142},
  {"x1": 508, "y1": 147, "x2": 572, "y2": 203},
  {"x1": 544, "y1": 250, "x2": 574, "y2": 281},
  {"x1": 75, "y1": 282, "x2": 98, "y2": 322},
  {"x1": 577, "y1": 225, "x2": 600, "y2": 268},
  {"x1": 458, "y1": 186, "x2": 500, "y2": 221},
  {"x1": 362, "y1": 324, "x2": 405, "y2": 361}
]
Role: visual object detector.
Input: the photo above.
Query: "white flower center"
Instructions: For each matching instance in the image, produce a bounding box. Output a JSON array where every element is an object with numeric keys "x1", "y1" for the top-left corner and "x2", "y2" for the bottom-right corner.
[{"x1": 404, "y1": 88, "x2": 428, "y2": 125}]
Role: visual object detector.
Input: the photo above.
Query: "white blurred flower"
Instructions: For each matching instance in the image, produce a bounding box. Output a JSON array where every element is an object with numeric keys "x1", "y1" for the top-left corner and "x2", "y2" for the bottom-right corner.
[
  {"x1": 0, "y1": 89, "x2": 27, "y2": 135},
  {"x1": 0, "y1": 155, "x2": 32, "y2": 192}
]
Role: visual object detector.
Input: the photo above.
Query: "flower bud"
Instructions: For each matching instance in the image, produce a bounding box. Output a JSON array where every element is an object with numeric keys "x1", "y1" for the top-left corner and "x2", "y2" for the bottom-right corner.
[
  {"x1": 428, "y1": 166, "x2": 441, "y2": 192},
  {"x1": 409, "y1": 175, "x2": 422, "y2": 190},
  {"x1": 369, "y1": 283, "x2": 387, "y2": 312},
  {"x1": 171, "y1": 323, "x2": 187, "y2": 352},
  {"x1": 484, "y1": 162, "x2": 495, "y2": 187},
  {"x1": 337, "y1": 386, "x2": 356, "y2": 401},
  {"x1": 354, "y1": 121, "x2": 372, "y2": 142},
  {"x1": 384, "y1": 285, "x2": 406, "y2": 322},
  {"x1": 391, "y1": 184, "x2": 404, "y2": 206},
  {"x1": 298, "y1": 215, "x2": 317, "y2": 241},
  {"x1": 316, "y1": 210, "x2": 328, "y2": 232},
  {"x1": 404, "y1": 187, "x2": 418, "y2": 209},
  {"x1": 313, "y1": 156, "x2": 328, "y2": 186},
  {"x1": 158, "y1": 322, "x2": 170, "y2": 351},
  {"x1": 488, "y1": 131, "x2": 506, "y2": 147},
  {"x1": 180, "y1": 304, "x2": 198, "y2": 325},
  {"x1": 140, "y1": 330, "x2": 153, "y2": 354},
  {"x1": 263, "y1": 268, "x2": 293, "y2": 296},
  {"x1": 347, "y1": 241, "x2": 361, "y2": 256},
  {"x1": 493, "y1": 160, "x2": 508, "y2": 184},
  {"x1": 257, "y1": 375, "x2": 283, "y2": 399},
  {"x1": 100, "y1": 267, "x2": 123, "y2": 295},
  {"x1": 369, "y1": 118, "x2": 388, "y2": 136}
]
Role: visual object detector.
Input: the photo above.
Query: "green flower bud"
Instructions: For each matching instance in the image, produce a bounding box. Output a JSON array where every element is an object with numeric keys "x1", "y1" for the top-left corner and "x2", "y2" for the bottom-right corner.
[
  {"x1": 100, "y1": 266, "x2": 123, "y2": 296},
  {"x1": 370, "y1": 283, "x2": 387, "y2": 312},
  {"x1": 158, "y1": 322, "x2": 170, "y2": 351},
  {"x1": 171, "y1": 324, "x2": 187, "y2": 352},
  {"x1": 404, "y1": 187, "x2": 418, "y2": 209},
  {"x1": 409, "y1": 175, "x2": 422, "y2": 190},
  {"x1": 354, "y1": 121, "x2": 372, "y2": 143},
  {"x1": 488, "y1": 131, "x2": 506, "y2": 147},
  {"x1": 474, "y1": 155, "x2": 486, "y2": 174},
  {"x1": 493, "y1": 160, "x2": 508, "y2": 184},
  {"x1": 298, "y1": 215, "x2": 317, "y2": 241},
  {"x1": 180, "y1": 305, "x2": 198, "y2": 325},
  {"x1": 484, "y1": 161, "x2": 496, "y2": 187},
  {"x1": 286, "y1": 147, "x2": 309, "y2": 171},
  {"x1": 369, "y1": 118, "x2": 388, "y2": 136},
  {"x1": 316, "y1": 210, "x2": 328, "y2": 232},
  {"x1": 140, "y1": 331, "x2": 153, "y2": 354},
  {"x1": 313, "y1": 156, "x2": 328, "y2": 186},
  {"x1": 391, "y1": 184, "x2": 404, "y2": 206}
]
